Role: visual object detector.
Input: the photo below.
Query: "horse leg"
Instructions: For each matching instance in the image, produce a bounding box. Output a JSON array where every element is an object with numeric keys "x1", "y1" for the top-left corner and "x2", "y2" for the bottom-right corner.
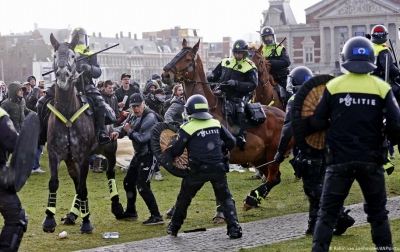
[
  {"x1": 77, "y1": 159, "x2": 93, "y2": 234},
  {"x1": 104, "y1": 148, "x2": 123, "y2": 218},
  {"x1": 61, "y1": 160, "x2": 81, "y2": 225},
  {"x1": 42, "y1": 153, "x2": 60, "y2": 233},
  {"x1": 243, "y1": 160, "x2": 282, "y2": 211}
]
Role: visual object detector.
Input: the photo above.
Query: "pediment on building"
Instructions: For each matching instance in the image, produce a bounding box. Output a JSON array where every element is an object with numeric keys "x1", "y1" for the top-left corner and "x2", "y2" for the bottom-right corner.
[{"x1": 315, "y1": 0, "x2": 397, "y2": 19}]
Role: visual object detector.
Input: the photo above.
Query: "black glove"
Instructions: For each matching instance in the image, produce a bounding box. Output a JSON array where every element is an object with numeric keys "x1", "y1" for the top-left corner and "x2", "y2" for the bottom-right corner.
[
  {"x1": 274, "y1": 152, "x2": 285, "y2": 164},
  {"x1": 79, "y1": 63, "x2": 91, "y2": 72},
  {"x1": 227, "y1": 80, "x2": 238, "y2": 87},
  {"x1": 206, "y1": 72, "x2": 215, "y2": 82},
  {"x1": 365, "y1": 34, "x2": 371, "y2": 40}
]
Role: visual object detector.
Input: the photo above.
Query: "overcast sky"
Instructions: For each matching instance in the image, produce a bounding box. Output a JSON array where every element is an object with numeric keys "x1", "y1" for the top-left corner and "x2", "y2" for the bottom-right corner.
[{"x1": 1, "y1": 0, "x2": 321, "y2": 41}]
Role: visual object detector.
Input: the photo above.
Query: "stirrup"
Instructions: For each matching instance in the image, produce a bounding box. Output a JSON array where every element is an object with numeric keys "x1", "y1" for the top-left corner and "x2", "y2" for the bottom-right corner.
[{"x1": 98, "y1": 131, "x2": 111, "y2": 145}]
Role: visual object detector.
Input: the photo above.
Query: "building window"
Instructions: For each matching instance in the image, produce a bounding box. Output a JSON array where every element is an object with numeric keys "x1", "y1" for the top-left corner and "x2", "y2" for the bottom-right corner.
[{"x1": 304, "y1": 47, "x2": 314, "y2": 63}]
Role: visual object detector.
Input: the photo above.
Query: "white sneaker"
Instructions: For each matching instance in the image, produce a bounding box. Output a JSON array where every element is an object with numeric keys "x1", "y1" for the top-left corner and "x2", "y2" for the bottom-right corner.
[
  {"x1": 32, "y1": 168, "x2": 46, "y2": 173},
  {"x1": 154, "y1": 171, "x2": 163, "y2": 181}
]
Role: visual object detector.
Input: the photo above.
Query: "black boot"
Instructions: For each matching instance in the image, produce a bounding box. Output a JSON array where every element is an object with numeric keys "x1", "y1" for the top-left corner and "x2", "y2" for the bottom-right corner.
[
  {"x1": 305, "y1": 219, "x2": 316, "y2": 235},
  {"x1": 95, "y1": 107, "x2": 111, "y2": 145},
  {"x1": 333, "y1": 208, "x2": 355, "y2": 235}
]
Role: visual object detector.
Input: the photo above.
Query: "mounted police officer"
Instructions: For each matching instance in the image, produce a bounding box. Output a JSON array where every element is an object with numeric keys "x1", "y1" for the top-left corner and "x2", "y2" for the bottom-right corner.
[
  {"x1": 309, "y1": 37, "x2": 400, "y2": 252},
  {"x1": 369, "y1": 25, "x2": 400, "y2": 102},
  {"x1": 70, "y1": 27, "x2": 110, "y2": 145},
  {"x1": 275, "y1": 66, "x2": 355, "y2": 236},
  {"x1": 207, "y1": 39, "x2": 258, "y2": 151},
  {"x1": 260, "y1": 26, "x2": 291, "y2": 108},
  {"x1": 164, "y1": 94, "x2": 242, "y2": 238},
  {"x1": 0, "y1": 108, "x2": 29, "y2": 251}
]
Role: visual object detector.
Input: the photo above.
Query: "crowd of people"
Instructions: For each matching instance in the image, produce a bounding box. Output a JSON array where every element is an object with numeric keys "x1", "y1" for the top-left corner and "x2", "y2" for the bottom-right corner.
[{"x1": 0, "y1": 23, "x2": 399, "y2": 251}]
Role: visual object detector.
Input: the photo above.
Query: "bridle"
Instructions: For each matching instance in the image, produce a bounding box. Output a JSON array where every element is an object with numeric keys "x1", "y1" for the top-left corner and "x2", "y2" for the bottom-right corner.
[
  {"x1": 163, "y1": 47, "x2": 218, "y2": 110},
  {"x1": 53, "y1": 44, "x2": 76, "y2": 78}
]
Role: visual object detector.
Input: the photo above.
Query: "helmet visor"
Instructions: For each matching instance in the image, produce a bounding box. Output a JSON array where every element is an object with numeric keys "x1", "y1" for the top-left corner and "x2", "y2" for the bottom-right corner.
[{"x1": 70, "y1": 34, "x2": 89, "y2": 47}]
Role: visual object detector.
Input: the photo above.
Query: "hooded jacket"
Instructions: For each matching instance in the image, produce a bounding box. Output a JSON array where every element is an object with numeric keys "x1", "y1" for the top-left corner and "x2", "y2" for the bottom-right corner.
[{"x1": 0, "y1": 82, "x2": 31, "y2": 132}]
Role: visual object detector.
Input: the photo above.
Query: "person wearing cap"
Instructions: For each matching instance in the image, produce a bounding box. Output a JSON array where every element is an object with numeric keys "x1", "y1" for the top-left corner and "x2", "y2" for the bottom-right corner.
[
  {"x1": 0, "y1": 82, "x2": 31, "y2": 133},
  {"x1": 110, "y1": 93, "x2": 165, "y2": 225},
  {"x1": 145, "y1": 88, "x2": 166, "y2": 119},
  {"x1": 130, "y1": 81, "x2": 140, "y2": 90},
  {"x1": 69, "y1": 27, "x2": 110, "y2": 145},
  {"x1": 115, "y1": 73, "x2": 140, "y2": 112}
]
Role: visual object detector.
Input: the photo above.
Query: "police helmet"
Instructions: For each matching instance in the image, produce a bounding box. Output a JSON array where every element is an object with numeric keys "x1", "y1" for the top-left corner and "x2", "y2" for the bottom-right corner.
[
  {"x1": 286, "y1": 66, "x2": 313, "y2": 94},
  {"x1": 260, "y1": 26, "x2": 276, "y2": 45},
  {"x1": 341, "y1": 37, "x2": 376, "y2": 74},
  {"x1": 184, "y1": 94, "x2": 212, "y2": 120},
  {"x1": 232, "y1": 39, "x2": 249, "y2": 57},
  {"x1": 371, "y1": 25, "x2": 388, "y2": 44},
  {"x1": 70, "y1": 27, "x2": 89, "y2": 47}
]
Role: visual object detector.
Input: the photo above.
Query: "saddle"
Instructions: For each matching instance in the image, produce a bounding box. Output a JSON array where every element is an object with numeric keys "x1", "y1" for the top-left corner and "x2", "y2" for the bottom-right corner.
[{"x1": 221, "y1": 99, "x2": 266, "y2": 130}]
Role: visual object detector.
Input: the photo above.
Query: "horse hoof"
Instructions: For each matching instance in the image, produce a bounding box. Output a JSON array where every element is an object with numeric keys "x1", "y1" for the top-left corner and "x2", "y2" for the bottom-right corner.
[
  {"x1": 111, "y1": 202, "x2": 124, "y2": 218},
  {"x1": 61, "y1": 213, "x2": 77, "y2": 225},
  {"x1": 242, "y1": 203, "x2": 255, "y2": 211},
  {"x1": 42, "y1": 216, "x2": 57, "y2": 233},
  {"x1": 80, "y1": 221, "x2": 93, "y2": 234},
  {"x1": 212, "y1": 212, "x2": 225, "y2": 224}
]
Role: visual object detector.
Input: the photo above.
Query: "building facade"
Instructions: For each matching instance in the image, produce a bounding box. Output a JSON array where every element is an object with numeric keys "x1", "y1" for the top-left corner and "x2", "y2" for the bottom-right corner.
[{"x1": 262, "y1": 0, "x2": 400, "y2": 75}]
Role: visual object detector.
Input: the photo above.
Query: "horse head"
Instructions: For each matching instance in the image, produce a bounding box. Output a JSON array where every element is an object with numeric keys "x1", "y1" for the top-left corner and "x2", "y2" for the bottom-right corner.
[
  {"x1": 162, "y1": 38, "x2": 200, "y2": 86},
  {"x1": 50, "y1": 33, "x2": 79, "y2": 90},
  {"x1": 248, "y1": 45, "x2": 273, "y2": 87}
]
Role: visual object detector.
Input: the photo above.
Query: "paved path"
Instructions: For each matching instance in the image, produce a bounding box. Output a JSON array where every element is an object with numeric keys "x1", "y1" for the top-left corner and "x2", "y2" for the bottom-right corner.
[{"x1": 76, "y1": 196, "x2": 400, "y2": 252}]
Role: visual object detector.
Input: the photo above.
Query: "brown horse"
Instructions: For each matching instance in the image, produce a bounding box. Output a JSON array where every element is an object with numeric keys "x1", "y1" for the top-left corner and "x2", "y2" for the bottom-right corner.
[
  {"x1": 162, "y1": 39, "x2": 293, "y2": 211},
  {"x1": 42, "y1": 33, "x2": 124, "y2": 234},
  {"x1": 248, "y1": 45, "x2": 284, "y2": 111}
]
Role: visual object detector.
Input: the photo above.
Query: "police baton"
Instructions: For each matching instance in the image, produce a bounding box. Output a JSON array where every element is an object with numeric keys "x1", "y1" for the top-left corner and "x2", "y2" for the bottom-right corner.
[
  {"x1": 267, "y1": 37, "x2": 287, "y2": 58},
  {"x1": 42, "y1": 43, "x2": 120, "y2": 76},
  {"x1": 254, "y1": 160, "x2": 277, "y2": 170},
  {"x1": 385, "y1": 53, "x2": 389, "y2": 83},
  {"x1": 388, "y1": 39, "x2": 398, "y2": 68}
]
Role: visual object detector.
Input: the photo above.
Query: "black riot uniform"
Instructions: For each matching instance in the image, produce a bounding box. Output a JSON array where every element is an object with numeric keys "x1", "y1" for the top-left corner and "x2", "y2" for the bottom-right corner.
[
  {"x1": 275, "y1": 67, "x2": 354, "y2": 236},
  {"x1": 369, "y1": 25, "x2": 400, "y2": 103},
  {"x1": 309, "y1": 37, "x2": 400, "y2": 252},
  {"x1": 0, "y1": 108, "x2": 28, "y2": 252},
  {"x1": 71, "y1": 27, "x2": 110, "y2": 145},
  {"x1": 164, "y1": 94, "x2": 242, "y2": 239},
  {"x1": 207, "y1": 39, "x2": 258, "y2": 150},
  {"x1": 260, "y1": 26, "x2": 291, "y2": 108}
]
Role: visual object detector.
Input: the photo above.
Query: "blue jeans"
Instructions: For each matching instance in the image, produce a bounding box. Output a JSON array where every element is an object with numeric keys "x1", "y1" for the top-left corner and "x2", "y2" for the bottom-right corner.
[{"x1": 32, "y1": 145, "x2": 44, "y2": 170}]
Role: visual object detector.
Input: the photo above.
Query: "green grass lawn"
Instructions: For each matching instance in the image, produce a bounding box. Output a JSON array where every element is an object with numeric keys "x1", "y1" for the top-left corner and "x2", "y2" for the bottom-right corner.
[{"x1": 14, "y1": 148, "x2": 400, "y2": 251}]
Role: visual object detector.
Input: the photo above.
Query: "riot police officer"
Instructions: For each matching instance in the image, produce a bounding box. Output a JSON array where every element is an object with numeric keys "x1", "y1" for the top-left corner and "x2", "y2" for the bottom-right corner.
[
  {"x1": 0, "y1": 108, "x2": 28, "y2": 251},
  {"x1": 164, "y1": 94, "x2": 242, "y2": 239},
  {"x1": 70, "y1": 27, "x2": 110, "y2": 145},
  {"x1": 309, "y1": 37, "x2": 400, "y2": 252},
  {"x1": 207, "y1": 39, "x2": 258, "y2": 150},
  {"x1": 369, "y1": 25, "x2": 400, "y2": 103},
  {"x1": 274, "y1": 66, "x2": 355, "y2": 236},
  {"x1": 260, "y1": 26, "x2": 291, "y2": 108}
]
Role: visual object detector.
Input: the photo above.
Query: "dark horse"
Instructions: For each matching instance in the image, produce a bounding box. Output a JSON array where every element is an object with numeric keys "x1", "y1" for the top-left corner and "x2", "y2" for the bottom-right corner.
[
  {"x1": 162, "y1": 39, "x2": 293, "y2": 211},
  {"x1": 42, "y1": 33, "x2": 124, "y2": 233},
  {"x1": 248, "y1": 45, "x2": 284, "y2": 111}
]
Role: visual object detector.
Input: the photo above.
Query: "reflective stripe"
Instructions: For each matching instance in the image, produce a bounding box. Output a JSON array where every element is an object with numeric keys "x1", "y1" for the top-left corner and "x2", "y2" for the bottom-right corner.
[
  {"x1": 326, "y1": 73, "x2": 391, "y2": 99},
  {"x1": 182, "y1": 118, "x2": 221, "y2": 135},
  {"x1": 194, "y1": 103, "x2": 208, "y2": 109},
  {"x1": 262, "y1": 45, "x2": 284, "y2": 58},
  {"x1": 373, "y1": 43, "x2": 389, "y2": 56},
  {"x1": 221, "y1": 58, "x2": 256, "y2": 73},
  {"x1": 0, "y1": 107, "x2": 8, "y2": 118}
]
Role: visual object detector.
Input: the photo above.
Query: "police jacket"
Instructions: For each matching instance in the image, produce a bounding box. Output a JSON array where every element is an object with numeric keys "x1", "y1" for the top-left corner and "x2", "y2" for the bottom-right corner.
[
  {"x1": 262, "y1": 44, "x2": 291, "y2": 80},
  {"x1": 169, "y1": 118, "x2": 236, "y2": 165},
  {"x1": 310, "y1": 73, "x2": 400, "y2": 163},
  {"x1": 210, "y1": 57, "x2": 258, "y2": 99},
  {"x1": 0, "y1": 82, "x2": 31, "y2": 133},
  {"x1": 0, "y1": 108, "x2": 18, "y2": 166},
  {"x1": 372, "y1": 43, "x2": 400, "y2": 81},
  {"x1": 74, "y1": 44, "x2": 102, "y2": 91},
  {"x1": 117, "y1": 107, "x2": 158, "y2": 157}
]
